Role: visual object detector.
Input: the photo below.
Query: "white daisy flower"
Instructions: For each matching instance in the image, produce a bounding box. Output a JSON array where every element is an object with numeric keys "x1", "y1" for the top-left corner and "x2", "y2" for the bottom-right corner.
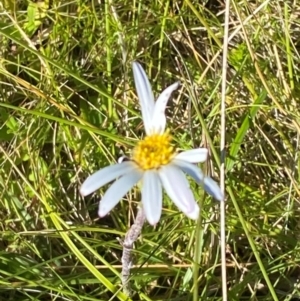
[{"x1": 80, "y1": 62, "x2": 224, "y2": 225}]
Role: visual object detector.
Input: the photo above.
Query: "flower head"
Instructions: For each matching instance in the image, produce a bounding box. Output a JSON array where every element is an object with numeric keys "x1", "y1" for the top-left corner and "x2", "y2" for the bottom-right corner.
[{"x1": 80, "y1": 62, "x2": 224, "y2": 225}]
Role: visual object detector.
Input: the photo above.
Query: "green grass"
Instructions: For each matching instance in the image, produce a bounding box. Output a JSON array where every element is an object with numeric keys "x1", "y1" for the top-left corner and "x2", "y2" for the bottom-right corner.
[{"x1": 0, "y1": 0, "x2": 300, "y2": 300}]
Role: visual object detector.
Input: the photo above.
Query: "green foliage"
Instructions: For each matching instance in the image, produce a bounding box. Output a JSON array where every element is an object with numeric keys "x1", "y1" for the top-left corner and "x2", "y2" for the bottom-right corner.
[{"x1": 0, "y1": 0, "x2": 299, "y2": 300}]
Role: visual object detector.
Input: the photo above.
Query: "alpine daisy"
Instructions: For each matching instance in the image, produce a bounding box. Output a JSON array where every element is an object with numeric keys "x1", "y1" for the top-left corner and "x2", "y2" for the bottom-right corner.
[{"x1": 80, "y1": 62, "x2": 224, "y2": 225}]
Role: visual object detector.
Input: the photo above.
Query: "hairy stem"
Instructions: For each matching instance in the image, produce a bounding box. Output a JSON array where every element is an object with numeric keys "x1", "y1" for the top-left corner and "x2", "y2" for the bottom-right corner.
[{"x1": 121, "y1": 207, "x2": 145, "y2": 295}]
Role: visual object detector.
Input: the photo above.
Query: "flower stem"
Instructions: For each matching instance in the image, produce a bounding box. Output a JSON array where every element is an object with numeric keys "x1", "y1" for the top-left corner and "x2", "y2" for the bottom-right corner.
[{"x1": 121, "y1": 207, "x2": 145, "y2": 296}]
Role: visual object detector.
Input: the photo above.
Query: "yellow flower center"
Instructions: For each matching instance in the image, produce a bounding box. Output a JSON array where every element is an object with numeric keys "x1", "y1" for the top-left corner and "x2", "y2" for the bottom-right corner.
[{"x1": 132, "y1": 132, "x2": 175, "y2": 170}]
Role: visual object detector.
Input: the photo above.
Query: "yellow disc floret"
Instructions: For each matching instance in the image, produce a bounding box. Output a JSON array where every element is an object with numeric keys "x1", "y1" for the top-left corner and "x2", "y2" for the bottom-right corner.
[{"x1": 132, "y1": 131, "x2": 175, "y2": 170}]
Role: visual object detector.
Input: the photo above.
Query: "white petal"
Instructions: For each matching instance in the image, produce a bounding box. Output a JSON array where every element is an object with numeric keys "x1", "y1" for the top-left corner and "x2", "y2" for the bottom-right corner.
[
  {"x1": 141, "y1": 170, "x2": 162, "y2": 225},
  {"x1": 173, "y1": 159, "x2": 224, "y2": 201},
  {"x1": 203, "y1": 177, "x2": 224, "y2": 201},
  {"x1": 172, "y1": 159, "x2": 205, "y2": 183},
  {"x1": 117, "y1": 156, "x2": 130, "y2": 163},
  {"x1": 98, "y1": 169, "x2": 143, "y2": 217},
  {"x1": 132, "y1": 62, "x2": 155, "y2": 135},
  {"x1": 151, "y1": 82, "x2": 180, "y2": 134},
  {"x1": 80, "y1": 161, "x2": 138, "y2": 196},
  {"x1": 174, "y1": 148, "x2": 208, "y2": 163},
  {"x1": 158, "y1": 165, "x2": 199, "y2": 220}
]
